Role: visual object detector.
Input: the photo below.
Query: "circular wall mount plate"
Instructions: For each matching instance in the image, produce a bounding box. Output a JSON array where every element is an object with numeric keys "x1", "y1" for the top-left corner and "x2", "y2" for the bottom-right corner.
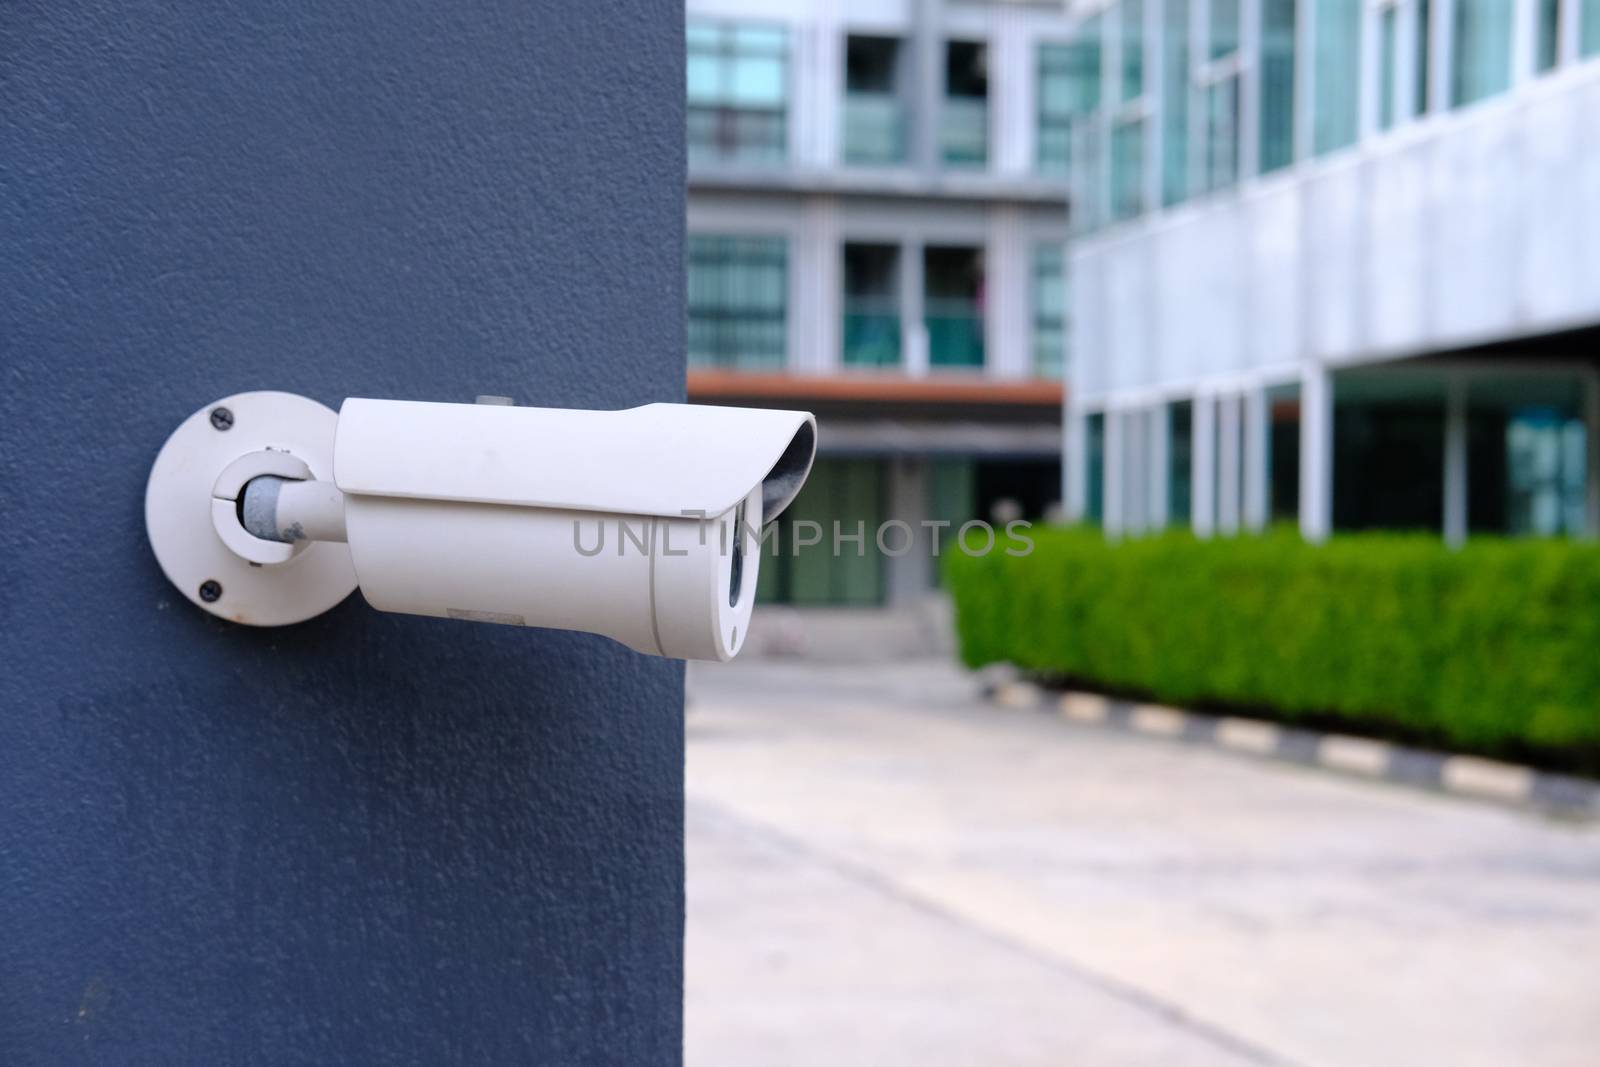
[{"x1": 145, "y1": 391, "x2": 358, "y2": 626}]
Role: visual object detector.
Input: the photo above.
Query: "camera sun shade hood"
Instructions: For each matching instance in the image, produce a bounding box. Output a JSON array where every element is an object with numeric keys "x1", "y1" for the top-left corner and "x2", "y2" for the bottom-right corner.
[{"x1": 333, "y1": 398, "x2": 818, "y2": 523}]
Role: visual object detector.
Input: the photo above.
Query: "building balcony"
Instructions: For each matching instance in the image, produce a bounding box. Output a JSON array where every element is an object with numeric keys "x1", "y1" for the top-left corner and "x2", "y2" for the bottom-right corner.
[
  {"x1": 926, "y1": 299, "x2": 984, "y2": 368},
  {"x1": 842, "y1": 300, "x2": 902, "y2": 367},
  {"x1": 687, "y1": 105, "x2": 787, "y2": 167},
  {"x1": 940, "y1": 98, "x2": 988, "y2": 167},
  {"x1": 842, "y1": 94, "x2": 908, "y2": 166}
]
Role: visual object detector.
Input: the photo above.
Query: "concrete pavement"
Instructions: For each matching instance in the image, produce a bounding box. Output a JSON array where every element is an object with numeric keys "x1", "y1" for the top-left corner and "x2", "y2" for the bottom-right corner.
[{"x1": 685, "y1": 659, "x2": 1600, "y2": 1067}]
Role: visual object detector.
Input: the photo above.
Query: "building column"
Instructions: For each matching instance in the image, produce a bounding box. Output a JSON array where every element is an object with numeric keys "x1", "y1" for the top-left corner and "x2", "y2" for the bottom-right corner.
[
  {"x1": 1560, "y1": 0, "x2": 1582, "y2": 66},
  {"x1": 1300, "y1": 363, "x2": 1333, "y2": 542},
  {"x1": 793, "y1": 198, "x2": 841, "y2": 374},
  {"x1": 1105, "y1": 407, "x2": 1126, "y2": 537},
  {"x1": 1293, "y1": 0, "x2": 1316, "y2": 160},
  {"x1": 1511, "y1": 0, "x2": 1538, "y2": 87},
  {"x1": 1429, "y1": 0, "x2": 1456, "y2": 115},
  {"x1": 1125, "y1": 409, "x2": 1147, "y2": 534},
  {"x1": 902, "y1": 238, "x2": 928, "y2": 377},
  {"x1": 990, "y1": 11, "x2": 1032, "y2": 177},
  {"x1": 912, "y1": 0, "x2": 941, "y2": 175},
  {"x1": 987, "y1": 206, "x2": 1030, "y2": 379},
  {"x1": 1148, "y1": 403, "x2": 1171, "y2": 530},
  {"x1": 886, "y1": 456, "x2": 931, "y2": 604},
  {"x1": 1443, "y1": 375, "x2": 1468, "y2": 547},
  {"x1": 800, "y1": 5, "x2": 845, "y2": 168},
  {"x1": 1192, "y1": 392, "x2": 1217, "y2": 537},
  {"x1": 1240, "y1": 0, "x2": 1263, "y2": 179},
  {"x1": 1218, "y1": 393, "x2": 1242, "y2": 535},
  {"x1": 1244, "y1": 386, "x2": 1269, "y2": 530}
]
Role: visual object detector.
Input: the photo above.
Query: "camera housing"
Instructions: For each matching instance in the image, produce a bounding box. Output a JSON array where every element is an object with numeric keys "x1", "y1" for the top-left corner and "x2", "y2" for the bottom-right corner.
[{"x1": 144, "y1": 392, "x2": 816, "y2": 661}]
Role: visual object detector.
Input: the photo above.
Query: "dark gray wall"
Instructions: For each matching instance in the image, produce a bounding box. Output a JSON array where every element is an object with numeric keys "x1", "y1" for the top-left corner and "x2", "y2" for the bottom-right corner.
[{"x1": 0, "y1": 2, "x2": 684, "y2": 1063}]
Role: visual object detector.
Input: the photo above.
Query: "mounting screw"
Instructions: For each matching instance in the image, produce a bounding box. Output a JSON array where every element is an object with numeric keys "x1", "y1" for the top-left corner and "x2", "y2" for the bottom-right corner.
[
  {"x1": 198, "y1": 579, "x2": 223, "y2": 603},
  {"x1": 209, "y1": 406, "x2": 234, "y2": 431}
]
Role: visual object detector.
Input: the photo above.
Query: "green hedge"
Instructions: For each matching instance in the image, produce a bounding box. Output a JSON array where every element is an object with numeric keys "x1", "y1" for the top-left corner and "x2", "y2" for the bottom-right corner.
[{"x1": 946, "y1": 527, "x2": 1600, "y2": 759}]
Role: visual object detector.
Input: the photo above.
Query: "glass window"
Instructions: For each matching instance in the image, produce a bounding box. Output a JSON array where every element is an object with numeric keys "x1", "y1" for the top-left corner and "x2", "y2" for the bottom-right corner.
[
  {"x1": 687, "y1": 235, "x2": 787, "y2": 370},
  {"x1": 1210, "y1": 0, "x2": 1241, "y2": 59},
  {"x1": 1586, "y1": 0, "x2": 1600, "y2": 56},
  {"x1": 1168, "y1": 401, "x2": 1193, "y2": 526},
  {"x1": 1379, "y1": 5, "x2": 1400, "y2": 131},
  {"x1": 844, "y1": 36, "x2": 907, "y2": 165},
  {"x1": 1313, "y1": 0, "x2": 1361, "y2": 154},
  {"x1": 1259, "y1": 0, "x2": 1296, "y2": 172},
  {"x1": 1038, "y1": 35, "x2": 1101, "y2": 175},
  {"x1": 1506, "y1": 411, "x2": 1587, "y2": 536},
  {"x1": 1085, "y1": 413, "x2": 1105, "y2": 525},
  {"x1": 1452, "y1": 0, "x2": 1512, "y2": 107},
  {"x1": 1031, "y1": 243, "x2": 1067, "y2": 378},
  {"x1": 687, "y1": 21, "x2": 788, "y2": 164},
  {"x1": 1416, "y1": 0, "x2": 1433, "y2": 113},
  {"x1": 1121, "y1": 0, "x2": 1145, "y2": 101},
  {"x1": 1163, "y1": 0, "x2": 1191, "y2": 204},
  {"x1": 760, "y1": 459, "x2": 887, "y2": 605},
  {"x1": 924, "y1": 246, "x2": 985, "y2": 369},
  {"x1": 1205, "y1": 77, "x2": 1240, "y2": 190},
  {"x1": 1196, "y1": 0, "x2": 1243, "y2": 193},
  {"x1": 842, "y1": 243, "x2": 901, "y2": 367},
  {"x1": 1111, "y1": 119, "x2": 1146, "y2": 219},
  {"x1": 929, "y1": 460, "x2": 977, "y2": 580},
  {"x1": 943, "y1": 41, "x2": 990, "y2": 167},
  {"x1": 1536, "y1": 0, "x2": 1560, "y2": 71}
]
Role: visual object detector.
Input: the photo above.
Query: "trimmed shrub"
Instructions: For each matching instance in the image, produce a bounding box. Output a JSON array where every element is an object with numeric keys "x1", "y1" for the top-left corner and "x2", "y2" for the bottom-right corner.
[{"x1": 946, "y1": 527, "x2": 1600, "y2": 761}]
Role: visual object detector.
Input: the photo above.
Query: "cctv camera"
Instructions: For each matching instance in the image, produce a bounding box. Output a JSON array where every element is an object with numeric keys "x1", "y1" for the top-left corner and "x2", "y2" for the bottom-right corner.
[{"x1": 145, "y1": 392, "x2": 816, "y2": 661}]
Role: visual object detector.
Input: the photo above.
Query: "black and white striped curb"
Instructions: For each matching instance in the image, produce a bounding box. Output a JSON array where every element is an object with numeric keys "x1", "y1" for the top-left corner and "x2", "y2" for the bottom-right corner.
[{"x1": 982, "y1": 676, "x2": 1600, "y2": 819}]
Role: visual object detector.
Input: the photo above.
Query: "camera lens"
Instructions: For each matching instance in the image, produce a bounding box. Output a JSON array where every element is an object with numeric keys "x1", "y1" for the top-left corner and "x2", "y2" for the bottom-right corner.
[{"x1": 728, "y1": 501, "x2": 745, "y2": 608}]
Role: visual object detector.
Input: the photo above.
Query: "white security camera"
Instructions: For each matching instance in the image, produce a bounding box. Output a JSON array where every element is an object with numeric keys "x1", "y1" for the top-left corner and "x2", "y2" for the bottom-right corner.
[{"x1": 145, "y1": 391, "x2": 816, "y2": 661}]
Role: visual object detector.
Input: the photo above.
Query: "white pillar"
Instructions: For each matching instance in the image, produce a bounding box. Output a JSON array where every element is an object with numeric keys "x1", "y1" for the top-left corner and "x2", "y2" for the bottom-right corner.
[
  {"x1": 886, "y1": 457, "x2": 931, "y2": 603},
  {"x1": 1300, "y1": 363, "x2": 1333, "y2": 542},
  {"x1": 1511, "y1": 0, "x2": 1538, "y2": 87},
  {"x1": 1148, "y1": 403, "x2": 1171, "y2": 530},
  {"x1": 990, "y1": 11, "x2": 1032, "y2": 177},
  {"x1": 794, "y1": 198, "x2": 840, "y2": 373},
  {"x1": 1396, "y1": 0, "x2": 1422, "y2": 123},
  {"x1": 1105, "y1": 407, "x2": 1126, "y2": 537},
  {"x1": 902, "y1": 239, "x2": 928, "y2": 377},
  {"x1": 986, "y1": 207, "x2": 1030, "y2": 380},
  {"x1": 800, "y1": 9, "x2": 844, "y2": 168},
  {"x1": 1244, "y1": 386, "x2": 1270, "y2": 530},
  {"x1": 1144, "y1": 0, "x2": 1165, "y2": 210},
  {"x1": 911, "y1": 0, "x2": 941, "y2": 174},
  {"x1": 1429, "y1": 0, "x2": 1456, "y2": 114},
  {"x1": 1218, "y1": 392, "x2": 1242, "y2": 535},
  {"x1": 1560, "y1": 0, "x2": 1582, "y2": 66},
  {"x1": 1443, "y1": 376, "x2": 1468, "y2": 547},
  {"x1": 1192, "y1": 392, "x2": 1217, "y2": 538},
  {"x1": 1125, "y1": 409, "x2": 1147, "y2": 534},
  {"x1": 1358, "y1": 0, "x2": 1381, "y2": 139},
  {"x1": 1293, "y1": 0, "x2": 1316, "y2": 161},
  {"x1": 1240, "y1": 0, "x2": 1262, "y2": 179}
]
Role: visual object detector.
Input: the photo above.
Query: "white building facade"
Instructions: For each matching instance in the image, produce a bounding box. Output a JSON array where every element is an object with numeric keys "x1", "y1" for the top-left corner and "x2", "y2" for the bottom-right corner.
[
  {"x1": 687, "y1": 1, "x2": 1092, "y2": 603},
  {"x1": 1064, "y1": 0, "x2": 1600, "y2": 542}
]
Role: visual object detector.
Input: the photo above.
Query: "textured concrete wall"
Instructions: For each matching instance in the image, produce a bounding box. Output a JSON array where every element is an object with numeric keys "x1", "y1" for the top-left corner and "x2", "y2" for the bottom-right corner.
[
  {"x1": 0, "y1": 1, "x2": 685, "y2": 1062},
  {"x1": 1072, "y1": 65, "x2": 1600, "y2": 404}
]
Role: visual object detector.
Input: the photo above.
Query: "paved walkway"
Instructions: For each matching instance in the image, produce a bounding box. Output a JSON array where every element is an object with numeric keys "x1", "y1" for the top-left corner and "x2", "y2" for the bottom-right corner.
[{"x1": 686, "y1": 660, "x2": 1600, "y2": 1067}]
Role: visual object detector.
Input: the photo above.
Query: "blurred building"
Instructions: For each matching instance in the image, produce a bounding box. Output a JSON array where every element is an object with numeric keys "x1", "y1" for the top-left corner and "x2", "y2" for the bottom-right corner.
[
  {"x1": 1062, "y1": 0, "x2": 1600, "y2": 542},
  {"x1": 686, "y1": 1, "x2": 1078, "y2": 605}
]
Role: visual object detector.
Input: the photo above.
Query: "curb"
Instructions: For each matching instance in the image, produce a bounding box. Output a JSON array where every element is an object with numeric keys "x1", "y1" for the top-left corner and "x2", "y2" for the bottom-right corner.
[{"x1": 985, "y1": 679, "x2": 1600, "y2": 820}]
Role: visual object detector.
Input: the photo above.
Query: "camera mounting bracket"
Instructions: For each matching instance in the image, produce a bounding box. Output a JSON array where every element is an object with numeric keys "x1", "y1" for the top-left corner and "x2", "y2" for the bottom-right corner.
[{"x1": 144, "y1": 391, "x2": 358, "y2": 626}]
